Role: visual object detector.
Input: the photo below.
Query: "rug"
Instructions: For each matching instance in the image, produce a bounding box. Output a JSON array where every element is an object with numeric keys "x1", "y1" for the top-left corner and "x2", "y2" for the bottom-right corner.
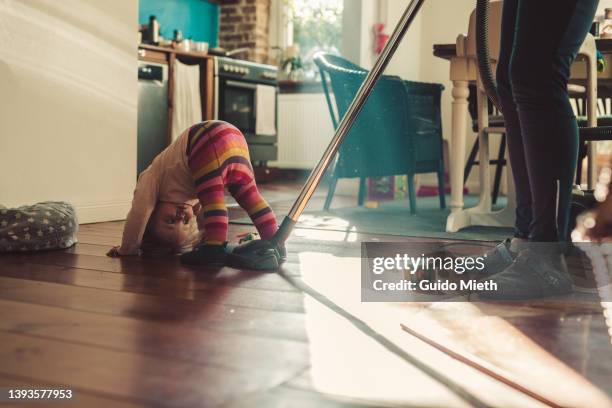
[{"x1": 231, "y1": 195, "x2": 513, "y2": 242}]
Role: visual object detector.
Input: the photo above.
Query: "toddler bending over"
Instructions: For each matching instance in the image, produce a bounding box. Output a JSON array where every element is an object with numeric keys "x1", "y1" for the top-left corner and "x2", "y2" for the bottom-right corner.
[{"x1": 108, "y1": 120, "x2": 279, "y2": 265}]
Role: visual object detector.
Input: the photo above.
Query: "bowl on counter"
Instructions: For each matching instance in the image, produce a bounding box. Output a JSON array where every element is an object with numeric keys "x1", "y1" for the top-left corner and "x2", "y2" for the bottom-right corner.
[{"x1": 193, "y1": 41, "x2": 209, "y2": 54}]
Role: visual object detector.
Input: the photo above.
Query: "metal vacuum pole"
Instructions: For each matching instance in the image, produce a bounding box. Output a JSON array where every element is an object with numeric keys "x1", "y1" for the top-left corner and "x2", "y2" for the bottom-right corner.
[{"x1": 272, "y1": 0, "x2": 427, "y2": 245}]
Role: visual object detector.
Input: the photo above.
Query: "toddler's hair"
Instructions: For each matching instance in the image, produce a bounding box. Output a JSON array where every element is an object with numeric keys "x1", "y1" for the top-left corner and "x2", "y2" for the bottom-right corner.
[{"x1": 141, "y1": 212, "x2": 202, "y2": 256}]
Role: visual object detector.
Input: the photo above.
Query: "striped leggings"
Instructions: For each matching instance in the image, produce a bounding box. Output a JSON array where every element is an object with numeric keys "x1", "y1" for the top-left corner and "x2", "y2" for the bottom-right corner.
[{"x1": 187, "y1": 121, "x2": 278, "y2": 245}]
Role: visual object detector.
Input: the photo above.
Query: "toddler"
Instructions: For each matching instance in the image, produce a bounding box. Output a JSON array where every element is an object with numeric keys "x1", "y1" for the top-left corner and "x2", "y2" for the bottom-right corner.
[{"x1": 108, "y1": 120, "x2": 279, "y2": 265}]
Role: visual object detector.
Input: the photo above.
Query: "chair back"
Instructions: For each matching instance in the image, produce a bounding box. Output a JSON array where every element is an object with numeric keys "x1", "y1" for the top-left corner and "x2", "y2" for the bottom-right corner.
[
  {"x1": 466, "y1": 1, "x2": 503, "y2": 61},
  {"x1": 314, "y1": 53, "x2": 444, "y2": 178}
]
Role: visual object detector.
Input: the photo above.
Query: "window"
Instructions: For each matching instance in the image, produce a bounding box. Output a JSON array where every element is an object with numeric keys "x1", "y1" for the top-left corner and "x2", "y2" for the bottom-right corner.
[{"x1": 273, "y1": 0, "x2": 343, "y2": 78}]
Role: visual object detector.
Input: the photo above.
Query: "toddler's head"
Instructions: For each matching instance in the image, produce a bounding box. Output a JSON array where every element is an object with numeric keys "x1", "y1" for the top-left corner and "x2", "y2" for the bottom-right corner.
[{"x1": 143, "y1": 201, "x2": 201, "y2": 254}]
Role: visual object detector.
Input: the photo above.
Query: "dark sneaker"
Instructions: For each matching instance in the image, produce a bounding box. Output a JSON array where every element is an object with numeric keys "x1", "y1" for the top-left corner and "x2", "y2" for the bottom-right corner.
[
  {"x1": 180, "y1": 243, "x2": 228, "y2": 266},
  {"x1": 476, "y1": 247, "x2": 573, "y2": 300},
  {"x1": 227, "y1": 239, "x2": 281, "y2": 271},
  {"x1": 467, "y1": 238, "x2": 522, "y2": 277}
]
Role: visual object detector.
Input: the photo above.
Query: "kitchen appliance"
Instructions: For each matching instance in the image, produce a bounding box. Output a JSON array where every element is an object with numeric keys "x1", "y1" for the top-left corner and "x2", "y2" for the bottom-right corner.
[
  {"x1": 145, "y1": 15, "x2": 159, "y2": 45},
  {"x1": 137, "y1": 61, "x2": 168, "y2": 175},
  {"x1": 214, "y1": 56, "x2": 278, "y2": 164}
]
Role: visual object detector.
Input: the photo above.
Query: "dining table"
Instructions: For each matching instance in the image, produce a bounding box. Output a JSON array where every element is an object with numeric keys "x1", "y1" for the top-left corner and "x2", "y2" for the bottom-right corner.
[{"x1": 433, "y1": 37, "x2": 612, "y2": 233}]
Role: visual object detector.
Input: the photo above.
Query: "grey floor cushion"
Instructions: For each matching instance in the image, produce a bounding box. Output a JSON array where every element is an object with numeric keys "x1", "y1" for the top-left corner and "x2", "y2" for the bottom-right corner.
[{"x1": 0, "y1": 201, "x2": 78, "y2": 252}]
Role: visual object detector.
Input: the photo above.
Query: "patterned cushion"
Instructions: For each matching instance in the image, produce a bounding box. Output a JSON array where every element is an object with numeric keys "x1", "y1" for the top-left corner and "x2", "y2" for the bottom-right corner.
[{"x1": 0, "y1": 202, "x2": 78, "y2": 252}]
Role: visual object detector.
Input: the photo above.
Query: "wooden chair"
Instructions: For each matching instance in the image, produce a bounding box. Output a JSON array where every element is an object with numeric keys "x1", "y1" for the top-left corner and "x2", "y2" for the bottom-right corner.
[
  {"x1": 464, "y1": 84, "x2": 506, "y2": 204},
  {"x1": 573, "y1": 95, "x2": 612, "y2": 185}
]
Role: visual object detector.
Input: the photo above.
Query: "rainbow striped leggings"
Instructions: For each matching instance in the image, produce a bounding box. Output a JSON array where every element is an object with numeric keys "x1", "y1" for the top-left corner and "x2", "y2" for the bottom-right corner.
[{"x1": 187, "y1": 121, "x2": 278, "y2": 245}]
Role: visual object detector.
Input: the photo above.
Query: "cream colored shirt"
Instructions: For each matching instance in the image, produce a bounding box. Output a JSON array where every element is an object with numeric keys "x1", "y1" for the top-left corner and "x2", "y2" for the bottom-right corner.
[{"x1": 119, "y1": 130, "x2": 199, "y2": 255}]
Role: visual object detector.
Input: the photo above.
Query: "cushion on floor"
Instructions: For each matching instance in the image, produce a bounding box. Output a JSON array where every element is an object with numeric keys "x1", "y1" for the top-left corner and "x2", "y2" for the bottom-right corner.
[{"x1": 0, "y1": 201, "x2": 78, "y2": 252}]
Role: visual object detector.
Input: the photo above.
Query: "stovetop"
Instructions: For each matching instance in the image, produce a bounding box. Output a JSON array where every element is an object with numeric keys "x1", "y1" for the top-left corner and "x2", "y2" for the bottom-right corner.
[{"x1": 214, "y1": 56, "x2": 278, "y2": 85}]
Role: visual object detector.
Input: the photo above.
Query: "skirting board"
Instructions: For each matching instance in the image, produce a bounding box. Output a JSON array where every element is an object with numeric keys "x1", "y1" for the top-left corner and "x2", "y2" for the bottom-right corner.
[{"x1": 75, "y1": 200, "x2": 131, "y2": 224}]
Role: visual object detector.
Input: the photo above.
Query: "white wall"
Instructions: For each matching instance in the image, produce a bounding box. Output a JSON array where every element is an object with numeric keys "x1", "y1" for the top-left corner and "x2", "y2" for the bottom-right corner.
[
  {"x1": 419, "y1": 0, "x2": 474, "y2": 137},
  {"x1": 597, "y1": 1, "x2": 612, "y2": 17},
  {"x1": 0, "y1": 0, "x2": 138, "y2": 223},
  {"x1": 381, "y1": 0, "x2": 422, "y2": 81},
  {"x1": 341, "y1": 0, "x2": 379, "y2": 68}
]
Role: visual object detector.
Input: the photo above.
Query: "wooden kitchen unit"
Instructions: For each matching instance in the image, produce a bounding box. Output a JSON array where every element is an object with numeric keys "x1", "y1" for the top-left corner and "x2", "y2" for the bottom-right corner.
[{"x1": 138, "y1": 44, "x2": 216, "y2": 146}]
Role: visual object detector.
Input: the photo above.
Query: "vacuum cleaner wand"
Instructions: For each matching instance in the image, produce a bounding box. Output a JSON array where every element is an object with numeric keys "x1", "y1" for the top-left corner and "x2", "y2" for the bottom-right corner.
[
  {"x1": 272, "y1": 0, "x2": 427, "y2": 245},
  {"x1": 475, "y1": 0, "x2": 503, "y2": 112}
]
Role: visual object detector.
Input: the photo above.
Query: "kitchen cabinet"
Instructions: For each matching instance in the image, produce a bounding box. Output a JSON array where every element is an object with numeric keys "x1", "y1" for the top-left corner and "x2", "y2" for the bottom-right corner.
[{"x1": 138, "y1": 44, "x2": 215, "y2": 146}]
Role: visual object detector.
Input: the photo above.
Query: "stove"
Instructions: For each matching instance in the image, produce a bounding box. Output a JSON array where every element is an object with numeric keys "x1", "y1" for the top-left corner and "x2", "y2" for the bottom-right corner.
[{"x1": 214, "y1": 57, "x2": 278, "y2": 164}]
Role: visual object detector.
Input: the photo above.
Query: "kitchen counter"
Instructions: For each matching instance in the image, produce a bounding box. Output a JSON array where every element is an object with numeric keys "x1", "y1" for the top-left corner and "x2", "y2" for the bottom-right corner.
[
  {"x1": 278, "y1": 79, "x2": 325, "y2": 94},
  {"x1": 139, "y1": 43, "x2": 213, "y2": 63}
]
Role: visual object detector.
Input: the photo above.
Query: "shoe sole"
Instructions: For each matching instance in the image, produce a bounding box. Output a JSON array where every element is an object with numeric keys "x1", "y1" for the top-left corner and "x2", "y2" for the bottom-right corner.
[{"x1": 226, "y1": 251, "x2": 280, "y2": 271}]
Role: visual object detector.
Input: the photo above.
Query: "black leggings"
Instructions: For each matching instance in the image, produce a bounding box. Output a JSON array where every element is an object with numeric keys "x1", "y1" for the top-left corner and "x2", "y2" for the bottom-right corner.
[{"x1": 496, "y1": 0, "x2": 598, "y2": 241}]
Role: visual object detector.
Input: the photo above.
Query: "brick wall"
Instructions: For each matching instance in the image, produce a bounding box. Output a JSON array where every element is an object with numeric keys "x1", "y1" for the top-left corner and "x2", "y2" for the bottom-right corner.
[{"x1": 219, "y1": 0, "x2": 271, "y2": 63}]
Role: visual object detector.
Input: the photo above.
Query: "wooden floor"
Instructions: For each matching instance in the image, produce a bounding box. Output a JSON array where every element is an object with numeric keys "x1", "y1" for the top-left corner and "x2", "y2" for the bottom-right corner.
[{"x1": 1, "y1": 182, "x2": 611, "y2": 407}]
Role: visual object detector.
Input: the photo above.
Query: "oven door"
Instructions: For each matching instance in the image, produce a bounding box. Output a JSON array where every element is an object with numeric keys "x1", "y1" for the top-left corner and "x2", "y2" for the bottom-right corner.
[{"x1": 218, "y1": 79, "x2": 257, "y2": 137}]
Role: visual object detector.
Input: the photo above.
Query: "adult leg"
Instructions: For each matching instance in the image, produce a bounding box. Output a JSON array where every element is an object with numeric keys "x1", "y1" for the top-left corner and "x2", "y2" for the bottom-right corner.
[
  {"x1": 509, "y1": 0, "x2": 598, "y2": 242},
  {"x1": 554, "y1": 1, "x2": 599, "y2": 240},
  {"x1": 496, "y1": 0, "x2": 531, "y2": 240},
  {"x1": 470, "y1": 0, "x2": 528, "y2": 278},
  {"x1": 479, "y1": 0, "x2": 598, "y2": 299}
]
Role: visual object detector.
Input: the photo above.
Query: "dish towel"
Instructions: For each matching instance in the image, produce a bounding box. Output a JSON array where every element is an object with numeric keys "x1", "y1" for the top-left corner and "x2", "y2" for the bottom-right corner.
[
  {"x1": 255, "y1": 84, "x2": 276, "y2": 136},
  {"x1": 172, "y1": 61, "x2": 202, "y2": 141}
]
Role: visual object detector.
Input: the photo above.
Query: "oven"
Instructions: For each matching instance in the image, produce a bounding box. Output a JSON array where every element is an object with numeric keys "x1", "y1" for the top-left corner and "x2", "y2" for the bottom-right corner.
[{"x1": 214, "y1": 56, "x2": 278, "y2": 164}]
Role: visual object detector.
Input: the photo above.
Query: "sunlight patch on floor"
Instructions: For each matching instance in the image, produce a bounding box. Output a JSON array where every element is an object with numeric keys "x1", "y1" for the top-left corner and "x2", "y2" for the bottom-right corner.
[{"x1": 296, "y1": 251, "x2": 610, "y2": 407}]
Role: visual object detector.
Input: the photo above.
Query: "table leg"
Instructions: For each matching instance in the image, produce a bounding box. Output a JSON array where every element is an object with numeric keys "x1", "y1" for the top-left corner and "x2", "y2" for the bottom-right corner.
[
  {"x1": 446, "y1": 80, "x2": 516, "y2": 232},
  {"x1": 446, "y1": 80, "x2": 470, "y2": 232}
]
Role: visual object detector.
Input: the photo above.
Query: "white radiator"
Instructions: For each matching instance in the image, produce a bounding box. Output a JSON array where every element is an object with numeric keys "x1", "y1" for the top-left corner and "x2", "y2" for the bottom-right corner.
[{"x1": 271, "y1": 93, "x2": 335, "y2": 169}]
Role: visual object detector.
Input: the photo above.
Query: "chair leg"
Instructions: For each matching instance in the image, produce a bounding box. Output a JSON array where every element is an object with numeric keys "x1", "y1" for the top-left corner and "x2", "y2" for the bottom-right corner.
[
  {"x1": 408, "y1": 174, "x2": 417, "y2": 215},
  {"x1": 437, "y1": 165, "x2": 446, "y2": 209},
  {"x1": 323, "y1": 174, "x2": 338, "y2": 211},
  {"x1": 357, "y1": 177, "x2": 367, "y2": 206},
  {"x1": 464, "y1": 138, "x2": 479, "y2": 184},
  {"x1": 492, "y1": 134, "x2": 506, "y2": 205}
]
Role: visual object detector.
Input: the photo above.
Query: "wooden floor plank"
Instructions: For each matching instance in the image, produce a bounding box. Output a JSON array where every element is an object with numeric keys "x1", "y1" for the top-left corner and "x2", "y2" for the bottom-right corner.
[
  {"x1": 0, "y1": 261, "x2": 305, "y2": 312},
  {"x1": 0, "y1": 276, "x2": 308, "y2": 342},
  {"x1": 1, "y1": 250, "x2": 300, "y2": 292},
  {"x1": 398, "y1": 303, "x2": 612, "y2": 407},
  {"x1": 0, "y1": 331, "x2": 302, "y2": 407},
  {"x1": 0, "y1": 374, "x2": 148, "y2": 408},
  {"x1": 0, "y1": 298, "x2": 309, "y2": 374},
  {"x1": 223, "y1": 385, "x2": 403, "y2": 408},
  {"x1": 75, "y1": 233, "x2": 123, "y2": 246}
]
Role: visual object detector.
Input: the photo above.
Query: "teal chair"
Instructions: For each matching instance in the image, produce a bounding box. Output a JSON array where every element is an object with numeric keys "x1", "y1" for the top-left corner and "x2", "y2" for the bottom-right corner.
[{"x1": 314, "y1": 53, "x2": 446, "y2": 214}]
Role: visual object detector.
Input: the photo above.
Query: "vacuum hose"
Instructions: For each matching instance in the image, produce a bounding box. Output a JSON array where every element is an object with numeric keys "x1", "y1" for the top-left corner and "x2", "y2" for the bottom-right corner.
[{"x1": 475, "y1": 0, "x2": 503, "y2": 112}]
